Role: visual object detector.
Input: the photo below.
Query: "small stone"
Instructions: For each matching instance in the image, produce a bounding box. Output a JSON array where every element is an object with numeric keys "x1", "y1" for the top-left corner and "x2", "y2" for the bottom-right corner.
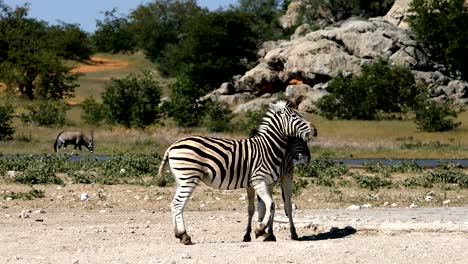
[
  {"x1": 99, "y1": 210, "x2": 107, "y2": 213},
  {"x1": 72, "y1": 258, "x2": 79, "y2": 264},
  {"x1": 442, "y1": 199, "x2": 451, "y2": 206},
  {"x1": 347, "y1": 204, "x2": 361, "y2": 210},
  {"x1": 361, "y1": 203, "x2": 372, "y2": 208},
  {"x1": 383, "y1": 202, "x2": 389, "y2": 206},
  {"x1": 409, "y1": 202, "x2": 418, "y2": 208},
  {"x1": 391, "y1": 203, "x2": 398, "y2": 207},
  {"x1": 80, "y1": 193, "x2": 89, "y2": 201},
  {"x1": 181, "y1": 252, "x2": 191, "y2": 259}
]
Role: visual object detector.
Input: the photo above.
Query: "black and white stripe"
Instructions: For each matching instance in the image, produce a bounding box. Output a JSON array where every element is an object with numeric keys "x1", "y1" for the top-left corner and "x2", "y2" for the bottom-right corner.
[
  {"x1": 158, "y1": 100, "x2": 315, "y2": 245},
  {"x1": 244, "y1": 137, "x2": 311, "y2": 241}
]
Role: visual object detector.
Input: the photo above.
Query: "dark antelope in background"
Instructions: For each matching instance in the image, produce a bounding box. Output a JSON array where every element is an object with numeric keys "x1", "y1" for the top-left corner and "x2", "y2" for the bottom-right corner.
[{"x1": 54, "y1": 131, "x2": 94, "y2": 155}]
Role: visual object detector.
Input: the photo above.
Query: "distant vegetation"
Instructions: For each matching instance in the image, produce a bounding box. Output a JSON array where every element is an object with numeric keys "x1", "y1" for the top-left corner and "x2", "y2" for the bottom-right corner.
[{"x1": 0, "y1": 0, "x2": 467, "y2": 143}]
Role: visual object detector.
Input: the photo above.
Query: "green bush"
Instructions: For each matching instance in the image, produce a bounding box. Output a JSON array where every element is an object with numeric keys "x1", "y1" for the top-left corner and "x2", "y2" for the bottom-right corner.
[
  {"x1": 352, "y1": 174, "x2": 393, "y2": 190},
  {"x1": 408, "y1": 0, "x2": 468, "y2": 79},
  {"x1": 81, "y1": 97, "x2": 105, "y2": 126},
  {"x1": 0, "y1": 189, "x2": 45, "y2": 200},
  {"x1": 0, "y1": 103, "x2": 15, "y2": 141},
  {"x1": 102, "y1": 71, "x2": 161, "y2": 128},
  {"x1": 164, "y1": 77, "x2": 206, "y2": 127},
  {"x1": 20, "y1": 100, "x2": 70, "y2": 127},
  {"x1": 204, "y1": 102, "x2": 232, "y2": 132},
  {"x1": 317, "y1": 58, "x2": 417, "y2": 120},
  {"x1": 414, "y1": 99, "x2": 461, "y2": 132},
  {"x1": 234, "y1": 105, "x2": 269, "y2": 136}
]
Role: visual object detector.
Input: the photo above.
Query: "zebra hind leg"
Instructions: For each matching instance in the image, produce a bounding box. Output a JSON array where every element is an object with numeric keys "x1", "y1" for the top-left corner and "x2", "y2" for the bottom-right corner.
[
  {"x1": 171, "y1": 180, "x2": 197, "y2": 245},
  {"x1": 243, "y1": 187, "x2": 255, "y2": 242},
  {"x1": 253, "y1": 182, "x2": 276, "y2": 242}
]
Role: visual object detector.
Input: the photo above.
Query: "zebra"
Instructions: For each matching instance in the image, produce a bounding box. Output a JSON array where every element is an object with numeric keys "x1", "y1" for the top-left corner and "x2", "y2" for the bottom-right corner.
[
  {"x1": 157, "y1": 100, "x2": 316, "y2": 245},
  {"x1": 243, "y1": 136, "x2": 310, "y2": 242},
  {"x1": 54, "y1": 131, "x2": 94, "y2": 155}
]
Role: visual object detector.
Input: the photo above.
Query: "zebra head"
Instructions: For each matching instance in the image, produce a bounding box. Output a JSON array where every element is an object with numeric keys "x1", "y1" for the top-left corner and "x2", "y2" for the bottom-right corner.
[
  {"x1": 287, "y1": 137, "x2": 311, "y2": 165},
  {"x1": 259, "y1": 100, "x2": 316, "y2": 142}
]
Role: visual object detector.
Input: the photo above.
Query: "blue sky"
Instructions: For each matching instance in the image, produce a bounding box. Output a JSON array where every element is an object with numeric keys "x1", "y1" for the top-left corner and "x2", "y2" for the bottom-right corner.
[{"x1": 3, "y1": 0, "x2": 238, "y2": 32}]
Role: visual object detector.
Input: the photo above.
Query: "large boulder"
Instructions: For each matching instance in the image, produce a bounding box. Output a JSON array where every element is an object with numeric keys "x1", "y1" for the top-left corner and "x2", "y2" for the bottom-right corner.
[{"x1": 206, "y1": 5, "x2": 468, "y2": 112}]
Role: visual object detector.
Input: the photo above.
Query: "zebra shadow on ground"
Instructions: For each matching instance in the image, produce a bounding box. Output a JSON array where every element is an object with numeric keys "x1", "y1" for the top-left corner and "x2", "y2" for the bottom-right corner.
[{"x1": 298, "y1": 226, "x2": 357, "y2": 241}]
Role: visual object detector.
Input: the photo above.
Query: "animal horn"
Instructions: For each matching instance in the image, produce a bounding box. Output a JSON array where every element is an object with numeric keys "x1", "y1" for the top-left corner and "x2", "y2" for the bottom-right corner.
[{"x1": 91, "y1": 129, "x2": 94, "y2": 143}]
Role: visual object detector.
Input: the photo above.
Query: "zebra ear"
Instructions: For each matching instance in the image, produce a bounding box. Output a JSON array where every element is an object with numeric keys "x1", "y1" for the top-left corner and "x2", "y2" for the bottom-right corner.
[{"x1": 270, "y1": 101, "x2": 287, "y2": 114}]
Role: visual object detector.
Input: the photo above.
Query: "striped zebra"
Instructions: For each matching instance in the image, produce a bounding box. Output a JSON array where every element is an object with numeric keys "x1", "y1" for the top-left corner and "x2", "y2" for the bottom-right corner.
[
  {"x1": 158, "y1": 101, "x2": 315, "y2": 245},
  {"x1": 243, "y1": 136, "x2": 310, "y2": 242}
]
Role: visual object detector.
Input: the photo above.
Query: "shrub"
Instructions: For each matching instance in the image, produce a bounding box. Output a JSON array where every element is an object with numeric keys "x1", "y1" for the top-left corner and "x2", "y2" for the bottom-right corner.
[
  {"x1": 81, "y1": 97, "x2": 105, "y2": 126},
  {"x1": 317, "y1": 58, "x2": 417, "y2": 120},
  {"x1": 0, "y1": 103, "x2": 15, "y2": 141},
  {"x1": 102, "y1": 71, "x2": 161, "y2": 128},
  {"x1": 408, "y1": 0, "x2": 468, "y2": 79},
  {"x1": 20, "y1": 100, "x2": 69, "y2": 127},
  {"x1": 164, "y1": 77, "x2": 206, "y2": 127},
  {"x1": 203, "y1": 102, "x2": 232, "y2": 132},
  {"x1": 352, "y1": 174, "x2": 393, "y2": 190},
  {"x1": 414, "y1": 99, "x2": 462, "y2": 132},
  {"x1": 234, "y1": 105, "x2": 269, "y2": 136},
  {"x1": 0, "y1": 189, "x2": 45, "y2": 200}
]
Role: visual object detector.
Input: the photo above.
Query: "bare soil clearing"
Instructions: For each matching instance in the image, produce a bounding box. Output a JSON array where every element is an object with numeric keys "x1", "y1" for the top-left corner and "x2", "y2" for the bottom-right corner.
[
  {"x1": 1, "y1": 184, "x2": 467, "y2": 264},
  {"x1": 71, "y1": 56, "x2": 129, "y2": 73}
]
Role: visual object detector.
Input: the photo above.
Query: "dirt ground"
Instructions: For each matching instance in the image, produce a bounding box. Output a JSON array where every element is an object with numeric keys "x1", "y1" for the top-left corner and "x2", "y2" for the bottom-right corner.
[
  {"x1": 1, "y1": 184, "x2": 467, "y2": 264},
  {"x1": 71, "y1": 56, "x2": 128, "y2": 73}
]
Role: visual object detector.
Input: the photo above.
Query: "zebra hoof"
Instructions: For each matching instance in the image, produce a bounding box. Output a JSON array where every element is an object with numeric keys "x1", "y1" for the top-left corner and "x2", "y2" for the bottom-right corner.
[
  {"x1": 243, "y1": 234, "x2": 251, "y2": 242},
  {"x1": 178, "y1": 233, "x2": 193, "y2": 245},
  {"x1": 291, "y1": 233, "x2": 299, "y2": 240},
  {"x1": 254, "y1": 227, "x2": 266, "y2": 238},
  {"x1": 263, "y1": 234, "x2": 277, "y2": 242}
]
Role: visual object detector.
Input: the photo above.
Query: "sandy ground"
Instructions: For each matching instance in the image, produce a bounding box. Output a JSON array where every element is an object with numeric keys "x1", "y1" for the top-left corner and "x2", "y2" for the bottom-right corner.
[
  {"x1": 1, "y1": 184, "x2": 467, "y2": 264},
  {"x1": 71, "y1": 57, "x2": 128, "y2": 73}
]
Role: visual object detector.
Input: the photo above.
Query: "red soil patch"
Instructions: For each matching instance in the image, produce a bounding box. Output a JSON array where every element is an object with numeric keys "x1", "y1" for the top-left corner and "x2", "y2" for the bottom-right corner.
[{"x1": 71, "y1": 56, "x2": 128, "y2": 73}]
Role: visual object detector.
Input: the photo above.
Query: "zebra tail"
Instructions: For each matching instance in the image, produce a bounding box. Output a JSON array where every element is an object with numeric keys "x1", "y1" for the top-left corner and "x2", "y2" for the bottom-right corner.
[
  {"x1": 157, "y1": 148, "x2": 170, "y2": 187},
  {"x1": 54, "y1": 131, "x2": 64, "y2": 152}
]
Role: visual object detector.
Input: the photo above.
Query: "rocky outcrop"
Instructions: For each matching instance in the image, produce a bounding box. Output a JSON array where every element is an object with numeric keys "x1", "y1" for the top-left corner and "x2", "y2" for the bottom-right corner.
[{"x1": 205, "y1": 2, "x2": 467, "y2": 113}]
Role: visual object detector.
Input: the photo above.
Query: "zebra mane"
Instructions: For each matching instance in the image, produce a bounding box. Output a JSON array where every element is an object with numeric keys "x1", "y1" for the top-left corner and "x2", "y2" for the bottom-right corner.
[{"x1": 255, "y1": 100, "x2": 290, "y2": 136}]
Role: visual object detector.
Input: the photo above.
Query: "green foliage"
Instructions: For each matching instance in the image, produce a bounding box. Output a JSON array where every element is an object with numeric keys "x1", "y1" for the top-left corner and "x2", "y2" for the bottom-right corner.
[
  {"x1": 352, "y1": 174, "x2": 393, "y2": 190},
  {"x1": 296, "y1": 0, "x2": 394, "y2": 27},
  {"x1": 0, "y1": 103, "x2": 15, "y2": 141},
  {"x1": 102, "y1": 71, "x2": 161, "y2": 128},
  {"x1": 364, "y1": 160, "x2": 422, "y2": 174},
  {"x1": 165, "y1": 77, "x2": 206, "y2": 127},
  {"x1": 295, "y1": 158, "x2": 348, "y2": 187},
  {"x1": 20, "y1": 100, "x2": 70, "y2": 127},
  {"x1": 81, "y1": 97, "x2": 105, "y2": 126},
  {"x1": 47, "y1": 23, "x2": 93, "y2": 60},
  {"x1": 0, "y1": 189, "x2": 45, "y2": 200},
  {"x1": 317, "y1": 58, "x2": 417, "y2": 120},
  {"x1": 129, "y1": 0, "x2": 205, "y2": 62},
  {"x1": 235, "y1": 105, "x2": 269, "y2": 136},
  {"x1": 414, "y1": 99, "x2": 462, "y2": 132},
  {"x1": 204, "y1": 102, "x2": 232, "y2": 132},
  {"x1": 407, "y1": 0, "x2": 468, "y2": 79},
  {"x1": 403, "y1": 163, "x2": 468, "y2": 188},
  {"x1": 92, "y1": 9, "x2": 136, "y2": 53},
  {"x1": 0, "y1": 153, "x2": 164, "y2": 186},
  {"x1": 0, "y1": 2, "x2": 81, "y2": 100},
  {"x1": 159, "y1": 10, "x2": 258, "y2": 91}
]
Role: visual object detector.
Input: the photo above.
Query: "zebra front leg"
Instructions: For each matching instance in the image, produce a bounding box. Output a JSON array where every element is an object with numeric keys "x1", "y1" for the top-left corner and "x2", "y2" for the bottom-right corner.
[
  {"x1": 243, "y1": 187, "x2": 255, "y2": 242},
  {"x1": 254, "y1": 182, "x2": 276, "y2": 242},
  {"x1": 171, "y1": 183, "x2": 196, "y2": 245},
  {"x1": 281, "y1": 175, "x2": 298, "y2": 240}
]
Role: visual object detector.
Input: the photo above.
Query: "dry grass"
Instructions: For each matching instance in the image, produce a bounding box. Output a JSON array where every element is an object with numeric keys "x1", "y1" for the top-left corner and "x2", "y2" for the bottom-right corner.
[{"x1": 1, "y1": 52, "x2": 467, "y2": 158}]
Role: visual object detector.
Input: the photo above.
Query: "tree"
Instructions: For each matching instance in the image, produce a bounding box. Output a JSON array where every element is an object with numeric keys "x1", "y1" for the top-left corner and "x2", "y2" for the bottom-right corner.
[
  {"x1": 0, "y1": 103, "x2": 15, "y2": 141},
  {"x1": 92, "y1": 9, "x2": 136, "y2": 53},
  {"x1": 317, "y1": 58, "x2": 417, "y2": 120},
  {"x1": 407, "y1": 0, "x2": 468, "y2": 79},
  {"x1": 0, "y1": 2, "x2": 80, "y2": 100},
  {"x1": 129, "y1": 0, "x2": 205, "y2": 62},
  {"x1": 159, "y1": 10, "x2": 258, "y2": 91},
  {"x1": 164, "y1": 76, "x2": 206, "y2": 127},
  {"x1": 102, "y1": 72, "x2": 162, "y2": 128},
  {"x1": 47, "y1": 23, "x2": 93, "y2": 60}
]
